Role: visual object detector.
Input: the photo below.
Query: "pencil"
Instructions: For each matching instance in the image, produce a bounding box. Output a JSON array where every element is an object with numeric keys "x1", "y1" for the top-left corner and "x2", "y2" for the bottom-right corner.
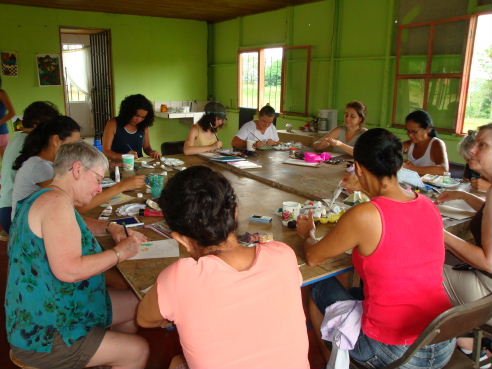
[
  {"x1": 126, "y1": 144, "x2": 135, "y2": 152},
  {"x1": 123, "y1": 224, "x2": 129, "y2": 237}
]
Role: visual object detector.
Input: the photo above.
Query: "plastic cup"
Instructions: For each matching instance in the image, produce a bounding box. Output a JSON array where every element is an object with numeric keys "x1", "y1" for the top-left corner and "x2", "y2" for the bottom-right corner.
[
  {"x1": 246, "y1": 140, "x2": 256, "y2": 152},
  {"x1": 149, "y1": 174, "x2": 165, "y2": 198},
  {"x1": 282, "y1": 201, "x2": 301, "y2": 223},
  {"x1": 121, "y1": 154, "x2": 135, "y2": 171}
]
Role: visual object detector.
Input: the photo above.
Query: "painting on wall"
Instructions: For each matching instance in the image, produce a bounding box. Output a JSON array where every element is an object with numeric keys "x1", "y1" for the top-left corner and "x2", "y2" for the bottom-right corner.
[
  {"x1": 1, "y1": 52, "x2": 18, "y2": 77},
  {"x1": 36, "y1": 54, "x2": 61, "y2": 86}
]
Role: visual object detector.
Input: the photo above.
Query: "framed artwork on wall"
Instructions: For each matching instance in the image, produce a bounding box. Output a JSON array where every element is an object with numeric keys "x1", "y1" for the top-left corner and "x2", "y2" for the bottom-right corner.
[
  {"x1": 36, "y1": 53, "x2": 61, "y2": 86},
  {"x1": 1, "y1": 51, "x2": 18, "y2": 77}
]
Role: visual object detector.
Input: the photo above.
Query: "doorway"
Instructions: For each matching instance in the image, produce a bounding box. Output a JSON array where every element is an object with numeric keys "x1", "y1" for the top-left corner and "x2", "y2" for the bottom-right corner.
[{"x1": 60, "y1": 28, "x2": 114, "y2": 138}]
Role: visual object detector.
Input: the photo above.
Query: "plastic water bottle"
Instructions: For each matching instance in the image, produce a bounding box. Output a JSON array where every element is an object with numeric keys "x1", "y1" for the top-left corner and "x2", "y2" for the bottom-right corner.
[
  {"x1": 114, "y1": 166, "x2": 121, "y2": 183},
  {"x1": 94, "y1": 133, "x2": 103, "y2": 152}
]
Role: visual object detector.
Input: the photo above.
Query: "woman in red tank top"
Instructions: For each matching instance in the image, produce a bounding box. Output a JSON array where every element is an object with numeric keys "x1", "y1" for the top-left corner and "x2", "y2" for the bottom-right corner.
[{"x1": 297, "y1": 128, "x2": 455, "y2": 369}]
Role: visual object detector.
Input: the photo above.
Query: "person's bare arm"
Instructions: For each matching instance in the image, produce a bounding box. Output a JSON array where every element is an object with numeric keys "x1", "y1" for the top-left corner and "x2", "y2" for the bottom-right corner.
[
  {"x1": 437, "y1": 190, "x2": 485, "y2": 211},
  {"x1": 137, "y1": 285, "x2": 171, "y2": 328},
  {"x1": 76, "y1": 175, "x2": 146, "y2": 213},
  {"x1": 35, "y1": 193, "x2": 144, "y2": 282},
  {"x1": 444, "y1": 189, "x2": 491, "y2": 273},
  {"x1": 142, "y1": 127, "x2": 161, "y2": 159},
  {"x1": 232, "y1": 135, "x2": 247, "y2": 149},
  {"x1": 0, "y1": 90, "x2": 15, "y2": 124},
  {"x1": 297, "y1": 202, "x2": 381, "y2": 266},
  {"x1": 313, "y1": 127, "x2": 340, "y2": 151}
]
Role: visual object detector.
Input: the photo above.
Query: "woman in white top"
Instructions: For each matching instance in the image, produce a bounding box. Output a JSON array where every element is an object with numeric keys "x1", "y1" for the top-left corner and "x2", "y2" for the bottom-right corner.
[
  {"x1": 313, "y1": 101, "x2": 368, "y2": 156},
  {"x1": 402, "y1": 110, "x2": 449, "y2": 175}
]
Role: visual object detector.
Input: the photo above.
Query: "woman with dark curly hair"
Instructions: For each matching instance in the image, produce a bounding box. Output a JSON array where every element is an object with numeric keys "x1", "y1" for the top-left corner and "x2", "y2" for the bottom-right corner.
[
  {"x1": 102, "y1": 94, "x2": 161, "y2": 160},
  {"x1": 137, "y1": 166, "x2": 309, "y2": 369}
]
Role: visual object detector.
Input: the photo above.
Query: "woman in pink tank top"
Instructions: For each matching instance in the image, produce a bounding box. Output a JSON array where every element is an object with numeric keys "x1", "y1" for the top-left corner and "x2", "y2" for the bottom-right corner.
[
  {"x1": 297, "y1": 128, "x2": 455, "y2": 368},
  {"x1": 137, "y1": 166, "x2": 309, "y2": 369}
]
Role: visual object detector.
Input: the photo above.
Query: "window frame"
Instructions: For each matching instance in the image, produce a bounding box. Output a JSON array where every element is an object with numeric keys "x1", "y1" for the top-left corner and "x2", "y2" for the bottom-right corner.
[
  {"x1": 237, "y1": 45, "x2": 311, "y2": 116},
  {"x1": 392, "y1": 11, "x2": 491, "y2": 134}
]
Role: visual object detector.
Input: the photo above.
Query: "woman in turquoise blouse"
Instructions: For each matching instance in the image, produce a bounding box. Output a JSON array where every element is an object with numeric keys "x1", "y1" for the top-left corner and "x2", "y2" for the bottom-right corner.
[{"x1": 5, "y1": 142, "x2": 149, "y2": 369}]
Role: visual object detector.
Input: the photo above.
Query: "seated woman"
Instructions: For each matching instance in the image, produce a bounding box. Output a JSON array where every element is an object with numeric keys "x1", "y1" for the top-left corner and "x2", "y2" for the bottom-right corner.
[
  {"x1": 183, "y1": 101, "x2": 225, "y2": 155},
  {"x1": 297, "y1": 128, "x2": 455, "y2": 369},
  {"x1": 137, "y1": 166, "x2": 309, "y2": 369},
  {"x1": 102, "y1": 94, "x2": 161, "y2": 160},
  {"x1": 232, "y1": 105, "x2": 280, "y2": 149},
  {"x1": 11, "y1": 115, "x2": 81, "y2": 217},
  {"x1": 11, "y1": 115, "x2": 146, "y2": 217},
  {"x1": 6, "y1": 141, "x2": 149, "y2": 369},
  {"x1": 313, "y1": 101, "x2": 368, "y2": 156},
  {"x1": 0, "y1": 101, "x2": 59, "y2": 233},
  {"x1": 459, "y1": 129, "x2": 491, "y2": 192},
  {"x1": 437, "y1": 123, "x2": 492, "y2": 351},
  {"x1": 402, "y1": 110, "x2": 449, "y2": 175}
]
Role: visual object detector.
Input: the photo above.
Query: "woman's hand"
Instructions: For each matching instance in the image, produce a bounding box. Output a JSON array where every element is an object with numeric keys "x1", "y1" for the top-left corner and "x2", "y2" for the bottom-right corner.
[
  {"x1": 296, "y1": 211, "x2": 316, "y2": 240},
  {"x1": 149, "y1": 150, "x2": 161, "y2": 160},
  {"x1": 127, "y1": 150, "x2": 139, "y2": 158},
  {"x1": 471, "y1": 178, "x2": 491, "y2": 192},
  {"x1": 327, "y1": 138, "x2": 341, "y2": 147},
  {"x1": 212, "y1": 140, "x2": 223, "y2": 150},
  {"x1": 255, "y1": 140, "x2": 267, "y2": 148},
  {"x1": 121, "y1": 175, "x2": 146, "y2": 192},
  {"x1": 114, "y1": 231, "x2": 148, "y2": 261},
  {"x1": 342, "y1": 172, "x2": 362, "y2": 192},
  {"x1": 403, "y1": 160, "x2": 417, "y2": 171},
  {"x1": 436, "y1": 190, "x2": 465, "y2": 204}
]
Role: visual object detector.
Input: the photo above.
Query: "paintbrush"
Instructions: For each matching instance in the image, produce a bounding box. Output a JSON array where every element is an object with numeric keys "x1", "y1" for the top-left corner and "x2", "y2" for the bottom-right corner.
[
  {"x1": 327, "y1": 180, "x2": 344, "y2": 209},
  {"x1": 209, "y1": 122, "x2": 220, "y2": 142},
  {"x1": 248, "y1": 130, "x2": 263, "y2": 142}
]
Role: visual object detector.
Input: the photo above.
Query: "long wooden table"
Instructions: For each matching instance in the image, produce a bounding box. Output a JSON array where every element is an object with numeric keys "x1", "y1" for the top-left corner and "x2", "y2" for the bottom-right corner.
[
  {"x1": 208, "y1": 150, "x2": 349, "y2": 200},
  {"x1": 95, "y1": 154, "x2": 353, "y2": 299},
  {"x1": 95, "y1": 151, "x2": 474, "y2": 300}
]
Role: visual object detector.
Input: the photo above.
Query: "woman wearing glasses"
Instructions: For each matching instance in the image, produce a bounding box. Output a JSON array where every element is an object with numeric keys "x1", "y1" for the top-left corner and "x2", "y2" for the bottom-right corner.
[
  {"x1": 6, "y1": 142, "x2": 149, "y2": 369},
  {"x1": 183, "y1": 101, "x2": 226, "y2": 155},
  {"x1": 102, "y1": 94, "x2": 161, "y2": 160},
  {"x1": 402, "y1": 110, "x2": 449, "y2": 175}
]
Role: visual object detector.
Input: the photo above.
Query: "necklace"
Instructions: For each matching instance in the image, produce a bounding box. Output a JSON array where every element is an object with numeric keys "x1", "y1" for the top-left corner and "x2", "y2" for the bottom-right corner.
[{"x1": 48, "y1": 184, "x2": 73, "y2": 201}]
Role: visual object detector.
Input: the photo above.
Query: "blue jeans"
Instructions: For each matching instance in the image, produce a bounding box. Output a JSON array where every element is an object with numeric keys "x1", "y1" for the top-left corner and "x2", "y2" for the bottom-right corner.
[{"x1": 311, "y1": 278, "x2": 456, "y2": 369}]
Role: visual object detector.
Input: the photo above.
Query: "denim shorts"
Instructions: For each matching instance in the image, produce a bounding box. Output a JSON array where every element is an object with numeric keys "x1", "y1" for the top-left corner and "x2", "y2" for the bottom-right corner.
[
  {"x1": 350, "y1": 331, "x2": 455, "y2": 369},
  {"x1": 312, "y1": 278, "x2": 456, "y2": 369}
]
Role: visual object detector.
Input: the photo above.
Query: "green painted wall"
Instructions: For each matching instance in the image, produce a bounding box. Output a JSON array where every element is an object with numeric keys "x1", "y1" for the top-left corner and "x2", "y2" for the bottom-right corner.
[
  {"x1": 209, "y1": 0, "x2": 477, "y2": 162},
  {"x1": 0, "y1": 4, "x2": 208, "y2": 151}
]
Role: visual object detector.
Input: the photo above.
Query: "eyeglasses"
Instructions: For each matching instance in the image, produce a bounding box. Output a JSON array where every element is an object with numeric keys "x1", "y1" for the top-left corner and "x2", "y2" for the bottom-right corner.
[
  {"x1": 406, "y1": 128, "x2": 423, "y2": 135},
  {"x1": 84, "y1": 166, "x2": 104, "y2": 185},
  {"x1": 134, "y1": 112, "x2": 147, "y2": 119}
]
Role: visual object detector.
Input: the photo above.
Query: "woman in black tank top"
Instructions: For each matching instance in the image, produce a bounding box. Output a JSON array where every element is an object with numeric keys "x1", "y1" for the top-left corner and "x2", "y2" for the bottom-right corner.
[{"x1": 102, "y1": 94, "x2": 161, "y2": 160}]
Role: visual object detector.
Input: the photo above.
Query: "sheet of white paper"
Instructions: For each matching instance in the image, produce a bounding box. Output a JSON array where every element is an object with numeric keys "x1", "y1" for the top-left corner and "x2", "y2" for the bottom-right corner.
[
  {"x1": 397, "y1": 168, "x2": 425, "y2": 189},
  {"x1": 438, "y1": 199, "x2": 476, "y2": 220},
  {"x1": 128, "y1": 239, "x2": 180, "y2": 260},
  {"x1": 283, "y1": 158, "x2": 319, "y2": 167}
]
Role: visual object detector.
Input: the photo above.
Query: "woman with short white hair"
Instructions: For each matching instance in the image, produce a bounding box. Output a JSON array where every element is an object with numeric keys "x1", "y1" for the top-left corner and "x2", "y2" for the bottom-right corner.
[{"x1": 6, "y1": 141, "x2": 149, "y2": 369}]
